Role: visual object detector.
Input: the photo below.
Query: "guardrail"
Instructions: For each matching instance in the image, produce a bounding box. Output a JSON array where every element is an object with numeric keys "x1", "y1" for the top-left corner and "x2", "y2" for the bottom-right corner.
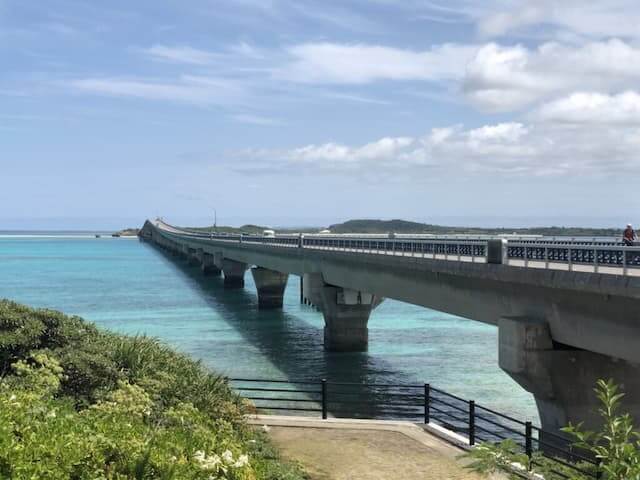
[
  {"x1": 506, "y1": 242, "x2": 640, "y2": 274},
  {"x1": 230, "y1": 378, "x2": 600, "y2": 478},
  {"x1": 151, "y1": 220, "x2": 640, "y2": 276}
]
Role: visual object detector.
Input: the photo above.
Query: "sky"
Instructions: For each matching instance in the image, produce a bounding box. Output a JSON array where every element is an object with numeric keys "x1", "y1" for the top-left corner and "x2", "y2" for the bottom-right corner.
[{"x1": 2, "y1": 0, "x2": 640, "y2": 229}]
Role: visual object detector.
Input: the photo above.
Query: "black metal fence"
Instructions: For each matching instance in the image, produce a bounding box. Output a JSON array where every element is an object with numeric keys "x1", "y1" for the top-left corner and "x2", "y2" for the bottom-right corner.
[{"x1": 230, "y1": 378, "x2": 600, "y2": 479}]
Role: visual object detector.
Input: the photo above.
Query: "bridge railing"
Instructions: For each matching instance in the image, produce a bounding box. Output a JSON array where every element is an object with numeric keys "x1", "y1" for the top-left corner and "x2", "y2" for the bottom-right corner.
[
  {"x1": 304, "y1": 236, "x2": 487, "y2": 256},
  {"x1": 229, "y1": 378, "x2": 600, "y2": 478},
  {"x1": 153, "y1": 220, "x2": 640, "y2": 275},
  {"x1": 243, "y1": 235, "x2": 491, "y2": 262},
  {"x1": 506, "y1": 242, "x2": 640, "y2": 274}
]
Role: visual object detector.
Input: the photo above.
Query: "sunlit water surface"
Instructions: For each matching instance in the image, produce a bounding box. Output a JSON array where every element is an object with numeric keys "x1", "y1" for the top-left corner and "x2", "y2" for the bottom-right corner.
[{"x1": 0, "y1": 236, "x2": 538, "y2": 422}]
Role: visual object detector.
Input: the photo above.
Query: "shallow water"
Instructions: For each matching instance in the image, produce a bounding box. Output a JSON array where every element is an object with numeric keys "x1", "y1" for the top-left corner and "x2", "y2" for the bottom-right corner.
[{"x1": 0, "y1": 235, "x2": 538, "y2": 422}]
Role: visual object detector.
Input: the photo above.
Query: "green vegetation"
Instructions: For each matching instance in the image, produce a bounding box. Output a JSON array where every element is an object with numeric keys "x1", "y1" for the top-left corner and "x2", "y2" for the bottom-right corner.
[
  {"x1": 185, "y1": 225, "x2": 270, "y2": 235},
  {"x1": 183, "y1": 219, "x2": 620, "y2": 237},
  {"x1": 113, "y1": 228, "x2": 140, "y2": 237},
  {"x1": 0, "y1": 299, "x2": 306, "y2": 480},
  {"x1": 328, "y1": 219, "x2": 437, "y2": 234},
  {"x1": 327, "y1": 219, "x2": 620, "y2": 236},
  {"x1": 465, "y1": 379, "x2": 640, "y2": 479}
]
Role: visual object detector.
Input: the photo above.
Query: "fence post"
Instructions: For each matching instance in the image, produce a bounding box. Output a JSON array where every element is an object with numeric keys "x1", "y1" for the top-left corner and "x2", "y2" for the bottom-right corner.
[
  {"x1": 544, "y1": 247, "x2": 549, "y2": 269},
  {"x1": 525, "y1": 421, "x2": 532, "y2": 468},
  {"x1": 424, "y1": 383, "x2": 430, "y2": 424},
  {"x1": 568, "y1": 247, "x2": 573, "y2": 271},
  {"x1": 321, "y1": 379, "x2": 327, "y2": 420},
  {"x1": 468, "y1": 400, "x2": 476, "y2": 446}
]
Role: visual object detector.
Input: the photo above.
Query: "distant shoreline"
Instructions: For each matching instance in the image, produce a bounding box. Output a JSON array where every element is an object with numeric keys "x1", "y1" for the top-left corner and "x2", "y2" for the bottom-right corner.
[{"x1": 0, "y1": 232, "x2": 138, "y2": 239}]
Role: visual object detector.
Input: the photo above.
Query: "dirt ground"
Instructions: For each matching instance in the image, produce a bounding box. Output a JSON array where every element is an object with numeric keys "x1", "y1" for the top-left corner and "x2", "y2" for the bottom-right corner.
[{"x1": 267, "y1": 425, "x2": 487, "y2": 480}]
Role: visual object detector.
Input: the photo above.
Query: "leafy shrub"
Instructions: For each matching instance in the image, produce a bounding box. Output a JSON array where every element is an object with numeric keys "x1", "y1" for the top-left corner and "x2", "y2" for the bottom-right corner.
[
  {"x1": 0, "y1": 299, "x2": 306, "y2": 480},
  {"x1": 465, "y1": 379, "x2": 640, "y2": 480}
]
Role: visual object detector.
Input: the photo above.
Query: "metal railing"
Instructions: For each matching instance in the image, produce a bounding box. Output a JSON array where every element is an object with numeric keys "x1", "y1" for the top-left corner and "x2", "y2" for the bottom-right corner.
[
  {"x1": 151, "y1": 220, "x2": 640, "y2": 276},
  {"x1": 230, "y1": 378, "x2": 600, "y2": 478},
  {"x1": 506, "y1": 242, "x2": 640, "y2": 274}
]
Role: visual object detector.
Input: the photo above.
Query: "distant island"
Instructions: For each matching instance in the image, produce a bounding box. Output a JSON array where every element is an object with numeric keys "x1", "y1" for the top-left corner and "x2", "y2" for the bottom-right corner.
[
  {"x1": 183, "y1": 219, "x2": 621, "y2": 237},
  {"x1": 112, "y1": 227, "x2": 140, "y2": 237}
]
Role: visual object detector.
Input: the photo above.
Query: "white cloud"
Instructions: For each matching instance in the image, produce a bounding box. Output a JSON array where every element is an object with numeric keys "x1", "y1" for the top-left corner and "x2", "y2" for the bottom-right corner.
[
  {"x1": 288, "y1": 136, "x2": 414, "y2": 164},
  {"x1": 233, "y1": 120, "x2": 640, "y2": 177},
  {"x1": 277, "y1": 42, "x2": 478, "y2": 84},
  {"x1": 323, "y1": 91, "x2": 391, "y2": 105},
  {"x1": 535, "y1": 91, "x2": 640, "y2": 125},
  {"x1": 68, "y1": 76, "x2": 245, "y2": 106},
  {"x1": 227, "y1": 42, "x2": 265, "y2": 59},
  {"x1": 477, "y1": 3, "x2": 547, "y2": 37},
  {"x1": 463, "y1": 39, "x2": 640, "y2": 111},
  {"x1": 476, "y1": 0, "x2": 640, "y2": 39},
  {"x1": 468, "y1": 122, "x2": 528, "y2": 142},
  {"x1": 142, "y1": 45, "x2": 220, "y2": 65}
]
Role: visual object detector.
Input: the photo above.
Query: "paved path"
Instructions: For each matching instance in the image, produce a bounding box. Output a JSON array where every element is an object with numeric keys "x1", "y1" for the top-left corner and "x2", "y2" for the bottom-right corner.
[{"x1": 249, "y1": 415, "x2": 496, "y2": 480}]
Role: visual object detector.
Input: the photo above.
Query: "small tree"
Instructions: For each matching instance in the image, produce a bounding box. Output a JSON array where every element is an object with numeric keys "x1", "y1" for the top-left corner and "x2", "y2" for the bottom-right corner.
[
  {"x1": 466, "y1": 379, "x2": 640, "y2": 480},
  {"x1": 563, "y1": 379, "x2": 640, "y2": 480}
]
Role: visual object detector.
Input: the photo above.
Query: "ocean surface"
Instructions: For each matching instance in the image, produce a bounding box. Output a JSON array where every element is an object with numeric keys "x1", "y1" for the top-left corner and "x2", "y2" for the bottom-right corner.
[{"x1": 0, "y1": 235, "x2": 538, "y2": 423}]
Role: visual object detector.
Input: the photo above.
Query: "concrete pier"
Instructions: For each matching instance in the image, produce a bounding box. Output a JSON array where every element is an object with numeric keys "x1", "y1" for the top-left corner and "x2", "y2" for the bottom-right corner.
[
  {"x1": 302, "y1": 273, "x2": 325, "y2": 309},
  {"x1": 187, "y1": 247, "x2": 200, "y2": 265},
  {"x1": 222, "y1": 258, "x2": 247, "y2": 288},
  {"x1": 499, "y1": 316, "x2": 640, "y2": 449},
  {"x1": 201, "y1": 252, "x2": 221, "y2": 276},
  {"x1": 321, "y1": 286, "x2": 376, "y2": 352},
  {"x1": 251, "y1": 267, "x2": 288, "y2": 309},
  {"x1": 302, "y1": 273, "x2": 379, "y2": 351}
]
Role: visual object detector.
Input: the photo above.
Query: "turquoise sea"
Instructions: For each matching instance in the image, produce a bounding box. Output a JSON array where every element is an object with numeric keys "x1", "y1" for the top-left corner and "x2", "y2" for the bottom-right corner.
[{"x1": 0, "y1": 235, "x2": 538, "y2": 422}]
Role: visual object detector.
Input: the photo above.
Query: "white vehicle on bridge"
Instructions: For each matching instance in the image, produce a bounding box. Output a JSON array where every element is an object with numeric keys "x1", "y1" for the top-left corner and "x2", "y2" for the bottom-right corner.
[{"x1": 262, "y1": 229, "x2": 275, "y2": 238}]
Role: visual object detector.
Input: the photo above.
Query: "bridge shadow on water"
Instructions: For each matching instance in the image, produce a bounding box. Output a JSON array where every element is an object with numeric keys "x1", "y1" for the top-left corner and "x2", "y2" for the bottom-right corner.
[{"x1": 145, "y1": 243, "x2": 429, "y2": 421}]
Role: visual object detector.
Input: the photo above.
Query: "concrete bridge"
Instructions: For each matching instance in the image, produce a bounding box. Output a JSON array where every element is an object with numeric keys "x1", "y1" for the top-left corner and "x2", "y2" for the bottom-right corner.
[{"x1": 140, "y1": 218, "x2": 640, "y2": 441}]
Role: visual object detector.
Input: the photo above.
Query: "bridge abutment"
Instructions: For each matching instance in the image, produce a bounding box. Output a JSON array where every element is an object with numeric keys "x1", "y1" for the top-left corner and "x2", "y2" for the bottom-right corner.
[
  {"x1": 320, "y1": 285, "x2": 376, "y2": 352},
  {"x1": 251, "y1": 267, "x2": 288, "y2": 309},
  {"x1": 499, "y1": 316, "x2": 640, "y2": 450},
  {"x1": 222, "y1": 258, "x2": 247, "y2": 288}
]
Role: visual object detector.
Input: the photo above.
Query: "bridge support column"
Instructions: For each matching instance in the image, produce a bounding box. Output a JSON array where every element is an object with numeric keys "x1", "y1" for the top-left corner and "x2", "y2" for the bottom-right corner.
[
  {"x1": 187, "y1": 247, "x2": 199, "y2": 265},
  {"x1": 222, "y1": 258, "x2": 247, "y2": 288},
  {"x1": 320, "y1": 286, "x2": 376, "y2": 352},
  {"x1": 251, "y1": 267, "x2": 288, "y2": 309},
  {"x1": 499, "y1": 317, "x2": 640, "y2": 451},
  {"x1": 201, "y1": 252, "x2": 221, "y2": 276},
  {"x1": 301, "y1": 273, "x2": 324, "y2": 308}
]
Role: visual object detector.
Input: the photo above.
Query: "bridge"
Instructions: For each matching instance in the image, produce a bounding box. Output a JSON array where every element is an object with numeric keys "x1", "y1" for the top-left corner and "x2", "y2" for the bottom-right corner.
[{"x1": 140, "y1": 218, "x2": 640, "y2": 442}]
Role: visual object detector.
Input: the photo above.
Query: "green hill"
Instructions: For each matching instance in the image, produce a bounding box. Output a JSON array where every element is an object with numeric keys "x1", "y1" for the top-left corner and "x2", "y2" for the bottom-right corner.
[
  {"x1": 174, "y1": 219, "x2": 620, "y2": 237},
  {"x1": 184, "y1": 224, "x2": 269, "y2": 234},
  {"x1": 326, "y1": 219, "x2": 619, "y2": 237},
  {"x1": 328, "y1": 219, "x2": 436, "y2": 234}
]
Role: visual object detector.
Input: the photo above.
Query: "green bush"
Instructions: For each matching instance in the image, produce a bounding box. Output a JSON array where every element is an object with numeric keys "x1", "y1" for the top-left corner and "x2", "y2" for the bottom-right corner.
[
  {"x1": 0, "y1": 299, "x2": 307, "y2": 480},
  {"x1": 464, "y1": 379, "x2": 640, "y2": 480}
]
